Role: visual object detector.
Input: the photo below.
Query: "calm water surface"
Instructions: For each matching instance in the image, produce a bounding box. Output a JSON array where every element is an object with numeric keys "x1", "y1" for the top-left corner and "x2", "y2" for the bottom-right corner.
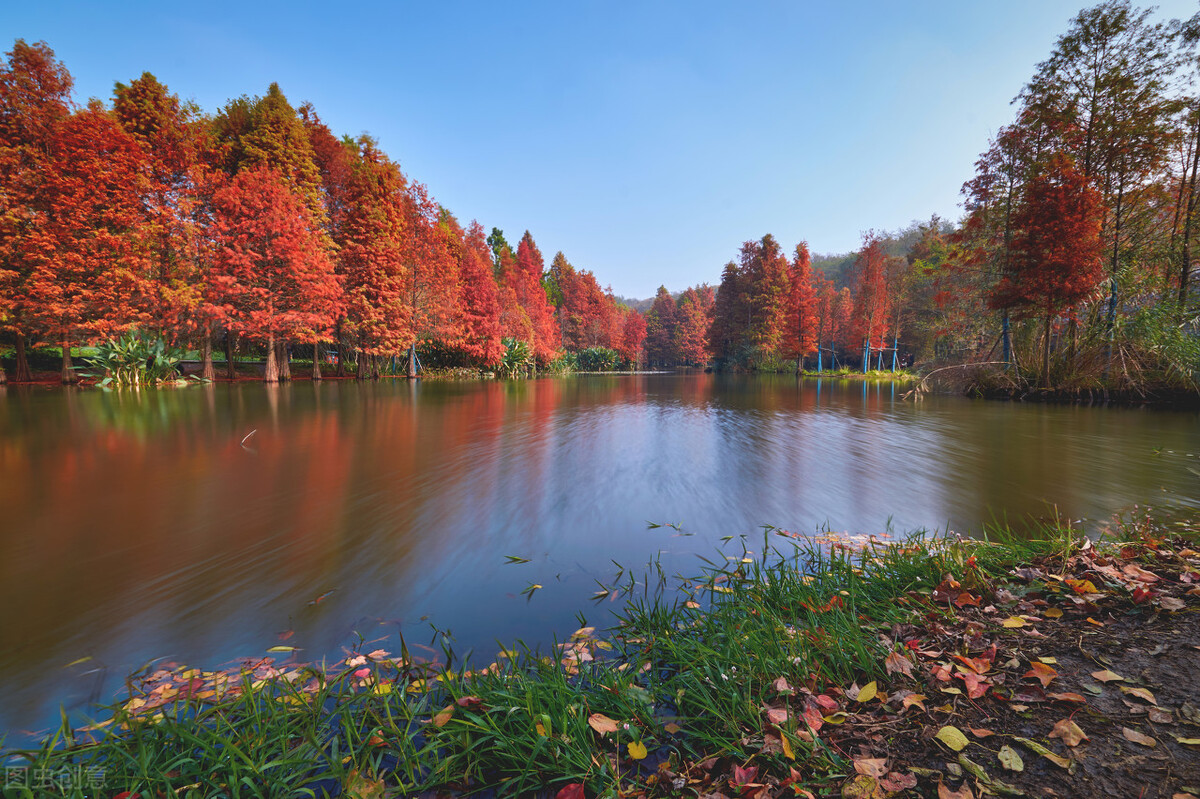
[{"x1": 1, "y1": 374, "x2": 1197, "y2": 733}]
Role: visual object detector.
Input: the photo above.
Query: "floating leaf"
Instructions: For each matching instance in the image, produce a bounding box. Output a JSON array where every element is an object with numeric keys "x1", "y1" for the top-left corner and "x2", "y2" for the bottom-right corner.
[
  {"x1": 664, "y1": 722, "x2": 682, "y2": 734},
  {"x1": 998, "y1": 745, "x2": 1024, "y2": 772},
  {"x1": 504, "y1": 555, "x2": 531, "y2": 564},
  {"x1": 587, "y1": 713, "x2": 619, "y2": 735},
  {"x1": 432, "y1": 705, "x2": 455, "y2": 728},
  {"x1": 627, "y1": 741, "x2": 648, "y2": 760},
  {"x1": 1049, "y1": 718, "x2": 1088, "y2": 747},
  {"x1": 343, "y1": 770, "x2": 387, "y2": 799},
  {"x1": 935, "y1": 725, "x2": 970, "y2": 751},
  {"x1": 267, "y1": 646, "x2": 297, "y2": 653},
  {"x1": 1122, "y1": 727, "x2": 1157, "y2": 747}
]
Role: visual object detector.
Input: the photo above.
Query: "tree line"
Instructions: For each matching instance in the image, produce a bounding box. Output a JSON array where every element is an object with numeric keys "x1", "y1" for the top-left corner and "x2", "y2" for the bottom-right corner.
[
  {"x1": 0, "y1": 42, "x2": 646, "y2": 384},
  {"x1": 643, "y1": 1, "x2": 1200, "y2": 390}
]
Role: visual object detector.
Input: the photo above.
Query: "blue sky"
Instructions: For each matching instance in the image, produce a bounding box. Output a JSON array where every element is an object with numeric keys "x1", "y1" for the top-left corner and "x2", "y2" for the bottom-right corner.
[{"x1": 4, "y1": 1, "x2": 1196, "y2": 298}]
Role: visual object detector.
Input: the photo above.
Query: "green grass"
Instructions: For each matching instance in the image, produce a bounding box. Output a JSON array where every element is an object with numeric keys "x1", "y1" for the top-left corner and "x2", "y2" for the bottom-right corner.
[{"x1": 0, "y1": 521, "x2": 1084, "y2": 798}]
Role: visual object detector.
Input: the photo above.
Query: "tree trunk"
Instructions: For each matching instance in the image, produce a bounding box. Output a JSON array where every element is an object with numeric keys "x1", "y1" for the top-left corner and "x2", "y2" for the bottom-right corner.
[
  {"x1": 1041, "y1": 313, "x2": 1052, "y2": 389},
  {"x1": 14, "y1": 334, "x2": 32, "y2": 382},
  {"x1": 275, "y1": 340, "x2": 291, "y2": 381},
  {"x1": 264, "y1": 334, "x2": 279, "y2": 383},
  {"x1": 312, "y1": 339, "x2": 322, "y2": 381},
  {"x1": 201, "y1": 329, "x2": 214, "y2": 381},
  {"x1": 335, "y1": 320, "x2": 346, "y2": 377},
  {"x1": 0, "y1": 359, "x2": 5, "y2": 385},
  {"x1": 407, "y1": 343, "x2": 417, "y2": 379},
  {"x1": 61, "y1": 332, "x2": 77, "y2": 385},
  {"x1": 1001, "y1": 312, "x2": 1011, "y2": 365},
  {"x1": 225, "y1": 333, "x2": 238, "y2": 381}
]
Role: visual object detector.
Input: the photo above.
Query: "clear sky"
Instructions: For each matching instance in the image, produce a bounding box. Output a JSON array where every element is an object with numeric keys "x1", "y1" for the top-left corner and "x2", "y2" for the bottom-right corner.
[{"x1": 4, "y1": 1, "x2": 1196, "y2": 298}]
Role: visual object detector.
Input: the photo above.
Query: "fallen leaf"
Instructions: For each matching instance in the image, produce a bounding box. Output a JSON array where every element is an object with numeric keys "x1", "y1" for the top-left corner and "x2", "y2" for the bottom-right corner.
[
  {"x1": 1024, "y1": 662, "x2": 1058, "y2": 688},
  {"x1": 731, "y1": 763, "x2": 758, "y2": 786},
  {"x1": 780, "y1": 732, "x2": 795, "y2": 760},
  {"x1": 1049, "y1": 718, "x2": 1088, "y2": 746},
  {"x1": 969, "y1": 727, "x2": 995, "y2": 738},
  {"x1": 881, "y1": 772, "x2": 918, "y2": 791},
  {"x1": 1123, "y1": 727, "x2": 1157, "y2": 747},
  {"x1": 588, "y1": 713, "x2": 619, "y2": 735},
  {"x1": 664, "y1": 721, "x2": 682, "y2": 734},
  {"x1": 937, "y1": 781, "x2": 975, "y2": 799},
  {"x1": 1091, "y1": 669, "x2": 1125, "y2": 683},
  {"x1": 1159, "y1": 596, "x2": 1186, "y2": 611},
  {"x1": 1066, "y1": 578, "x2": 1099, "y2": 593},
  {"x1": 1001, "y1": 616, "x2": 1026, "y2": 628},
  {"x1": 854, "y1": 757, "x2": 889, "y2": 778},
  {"x1": 555, "y1": 784, "x2": 585, "y2": 799},
  {"x1": 854, "y1": 681, "x2": 878, "y2": 703},
  {"x1": 1174, "y1": 736, "x2": 1200, "y2": 746},
  {"x1": 1044, "y1": 607, "x2": 1064, "y2": 619},
  {"x1": 1123, "y1": 563, "x2": 1160, "y2": 583},
  {"x1": 343, "y1": 770, "x2": 387, "y2": 799},
  {"x1": 627, "y1": 740, "x2": 648, "y2": 760},
  {"x1": 765, "y1": 706, "x2": 789, "y2": 725},
  {"x1": 935, "y1": 725, "x2": 970, "y2": 752},
  {"x1": 1119, "y1": 686, "x2": 1158, "y2": 705},
  {"x1": 1012, "y1": 736, "x2": 1072, "y2": 768},
  {"x1": 1149, "y1": 708, "x2": 1173, "y2": 724},
  {"x1": 885, "y1": 651, "x2": 914, "y2": 677},
  {"x1": 902, "y1": 694, "x2": 927, "y2": 711},
  {"x1": 1086, "y1": 617, "x2": 1105, "y2": 626},
  {"x1": 432, "y1": 705, "x2": 455, "y2": 727},
  {"x1": 772, "y1": 676, "x2": 794, "y2": 694},
  {"x1": 1047, "y1": 692, "x2": 1087, "y2": 704},
  {"x1": 998, "y1": 744, "x2": 1024, "y2": 772}
]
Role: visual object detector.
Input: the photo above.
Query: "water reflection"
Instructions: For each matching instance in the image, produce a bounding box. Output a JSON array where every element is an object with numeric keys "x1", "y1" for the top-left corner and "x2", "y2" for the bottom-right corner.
[{"x1": 0, "y1": 375, "x2": 1197, "y2": 733}]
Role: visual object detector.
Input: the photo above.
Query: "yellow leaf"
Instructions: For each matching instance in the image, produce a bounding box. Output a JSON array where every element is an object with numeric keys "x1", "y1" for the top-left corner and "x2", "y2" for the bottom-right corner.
[
  {"x1": 780, "y1": 732, "x2": 796, "y2": 760},
  {"x1": 1049, "y1": 718, "x2": 1088, "y2": 747},
  {"x1": 998, "y1": 744, "x2": 1024, "y2": 772},
  {"x1": 935, "y1": 725, "x2": 970, "y2": 751},
  {"x1": 1012, "y1": 736, "x2": 1071, "y2": 768},
  {"x1": 1091, "y1": 669, "x2": 1125, "y2": 683},
  {"x1": 627, "y1": 741, "x2": 648, "y2": 760},
  {"x1": 1043, "y1": 607, "x2": 1063, "y2": 619},
  {"x1": 856, "y1": 681, "x2": 878, "y2": 703},
  {"x1": 1119, "y1": 685, "x2": 1157, "y2": 705},
  {"x1": 1001, "y1": 616, "x2": 1026, "y2": 628},
  {"x1": 433, "y1": 705, "x2": 455, "y2": 728},
  {"x1": 664, "y1": 722, "x2": 682, "y2": 734},
  {"x1": 535, "y1": 721, "x2": 548, "y2": 737}
]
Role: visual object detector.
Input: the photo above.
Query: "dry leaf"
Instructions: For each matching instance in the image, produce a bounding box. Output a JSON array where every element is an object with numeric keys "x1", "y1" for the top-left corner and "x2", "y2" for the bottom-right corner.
[
  {"x1": 1091, "y1": 669, "x2": 1125, "y2": 683},
  {"x1": 1159, "y1": 596, "x2": 1186, "y2": 611},
  {"x1": 1119, "y1": 686, "x2": 1158, "y2": 705},
  {"x1": 885, "y1": 651, "x2": 914, "y2": 677},
  {"x1": 937, "y1": 781, "x2": 975, "y2": 799},
  {"x1": 902, "y1": 693, "x2": 927, "y2": 711},
  {"x1": 1122, "y1": 727, "x2": 1157, "y2": 747},
  {"x1": 1044, "y1": 607, "x2": 1064, "y2": 619},
  {"x1": 1049, "y1": 718, "x2": 1088, "y2": 747},
  {"x1": 853, "y1": 757, "x2": 889, "y2": 778},
  {"x1": 765, "y1": 706, "x2": 789, "y2": 725},
  {"x1": 587, "y1": 713, "x2": 619, "y2": 735},
  {"x1": 1024, "y1": 661, "x2": 1058, "y2": 688},
  {"x1": 432, "y1": 705, "x2": 455, "y2": 728},
  {"x1": 1012, "y1": 736, "x2": 1071, "y2": 768}
]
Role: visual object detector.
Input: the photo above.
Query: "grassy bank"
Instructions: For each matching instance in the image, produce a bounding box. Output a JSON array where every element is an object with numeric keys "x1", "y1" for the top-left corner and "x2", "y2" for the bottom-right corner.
[{"x1": 4, "y1": 516, "x2": 1199, "y2": 798}]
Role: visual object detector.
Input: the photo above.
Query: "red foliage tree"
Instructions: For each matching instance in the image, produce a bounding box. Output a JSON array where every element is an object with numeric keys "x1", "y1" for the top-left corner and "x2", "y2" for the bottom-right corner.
[
  {"x1": 509, "y1": 231, "x2": 560, "y2": 365},
  {"x1": 447, "y1": 220, "x2": 504, "y2": 366},
  {"x1": 990, "y1": 153, "x2": 1104, "y2": 385},
  {"x1": 673, "y1": 286, "x2": 711, "y2": 366},
  {"x1": 618, "y1": 307, "x2": 647, "y2": 366},
  {"x1": 780, "y1": 242, "x2": 818, "y2": 370},
  {"x1": 0, "y1": 39, "x2": 74, "y2": 382},
  {"x1": 209, "y1": 167, "x2": 340, "y2": 382},
  {"x1": 24, "y1": 102, "x2": 152, "y2": 382},
  {"x1": 398, "y1": 183, "x2": 458, "y2": 377},
  {"x1": 850, "y1": 232, "x2": 892, "y2": 371}
]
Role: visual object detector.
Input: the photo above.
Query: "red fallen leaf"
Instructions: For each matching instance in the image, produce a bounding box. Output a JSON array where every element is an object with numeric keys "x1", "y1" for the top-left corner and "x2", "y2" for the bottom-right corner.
[
  {"x1": 1123, "y1": 563, "x2": 1161, "y2": 583},
  {"x1": 955, "y1": 671, "x2": 990, "y2": 699},
  {"x1": 813, "y1": 693, "x2": 839, "y2": 711},
  {"x1": 954, "y1": 591, "x2": 981, "y2": 608},
  {"x1": 953, "y1": 653, "x2": 991, "y2": 675},
  {"x1": 1047, "y1": 692, "x2": 1087, "y2": 704},
  {"x1": 969, "y1": 727, "x2": 995, "y2": 737},
  {"x1": 1132, "y1": 587, "x2": 1155, "y2": 604},
  {"x1": 765, "y1": 706, "x2": 789, "y2": 725},
  {"x1": 112, "y1": 794, "x2": 142, "y2": 799},
  {"x1": 772, "y1": 676, "x2": 794, "y2": 694},
  {"x1": 556, "y1": 783, "x2": 586, "y2": 799},
  {"x1": 1024, "y1": 662, "x2": 1058, "y2": 688},
  {"x1": 731, "y1": 763, "x2": 759, "y2": 786},
  {"x1": 931, "y1": 662, "x2": 953, "y2": 682},
  {"x1": 456, "y1": 695, "x2": 484, "y2": 707},
  {"x1": 881, "y1": 772, "x2": 918, "y2": 791}
]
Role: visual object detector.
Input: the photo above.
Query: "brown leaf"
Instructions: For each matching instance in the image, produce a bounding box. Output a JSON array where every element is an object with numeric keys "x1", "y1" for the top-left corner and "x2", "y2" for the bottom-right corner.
[
  {"x1": 880, "y1": 771, "x2": 918, "y2": 791},
  {"x1": 885, "y1": 650, "x2": 914, "y2": 677},
  {"x1": 765, "y1": 706, "x2": 789, "y2": 725},
  {"x1": 853, "y1": 757, "x2": 889, "y2": 778},
  {"x1": 1123, "y1": 563, "x2": 1160, "y2": 583},
  {"x1": 1119, "y1": 686, "x2": 1158, "y2": 705},
  {"x1": 969, "y1": 727, "x2": 995, "y2": 738},
  {"x1": 1149, "y1": 708, "x2": 1173, "y2": 724},
  {"x1": 1122, "y1": 727, "x2": 1157, "y2": 747},
  {"x1": 556, "y1": 784, "x2": 585, "y2": 799},
  {"x1": 772, "y1": 676, "x2": 794, "y2": 695},
  {"x1": 588, "y1": 713, "x2": 620, "y2": 735},
  {"x1": 432, "y1": 705, "x2": 455, "y2": 727},
  {"x1": 902, "y1": 693, "x2": 927, "y2": 712},
  {"x1": 937, "y1": 781, "x2": 975, "y2": 799},
  {"x1": 1090, "y1": 669, "x2": 1125, "y2": 683},
  {"x1": 1049, "y1": 718, "x2": 1088, "y2": 747},
  {"x1": 1159, "y1": 596, "x2": 1186, "y2": 611},
  {"x1": 1047, "y1": 692, "x2": 1087, "y2": 704}
]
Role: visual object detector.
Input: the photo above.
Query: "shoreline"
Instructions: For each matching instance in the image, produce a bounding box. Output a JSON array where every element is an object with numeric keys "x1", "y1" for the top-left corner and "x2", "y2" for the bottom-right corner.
[{"x1": 5, "y1": 515, "x2": 1199, "y2": 797}]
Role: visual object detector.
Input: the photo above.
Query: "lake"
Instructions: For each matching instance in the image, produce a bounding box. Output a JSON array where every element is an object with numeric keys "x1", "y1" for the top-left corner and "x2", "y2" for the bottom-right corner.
[{"x1": 1, "y1": 374, "x2": 1197, "y2": 735}]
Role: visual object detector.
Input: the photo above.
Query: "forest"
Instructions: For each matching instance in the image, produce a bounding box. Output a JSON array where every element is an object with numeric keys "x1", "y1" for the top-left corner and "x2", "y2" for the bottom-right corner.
[{"x1": 1, "y1": 0, "x2": 1199, "y2": 393}]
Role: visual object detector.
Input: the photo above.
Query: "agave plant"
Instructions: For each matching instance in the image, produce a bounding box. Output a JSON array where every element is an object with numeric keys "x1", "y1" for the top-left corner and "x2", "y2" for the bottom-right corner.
[
  {"x1": 85, "y1": 330, "x2": 188, "y2": 387},
  {"x1": 498, "y1": 337, "x2": 534, "y2": 379}
]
